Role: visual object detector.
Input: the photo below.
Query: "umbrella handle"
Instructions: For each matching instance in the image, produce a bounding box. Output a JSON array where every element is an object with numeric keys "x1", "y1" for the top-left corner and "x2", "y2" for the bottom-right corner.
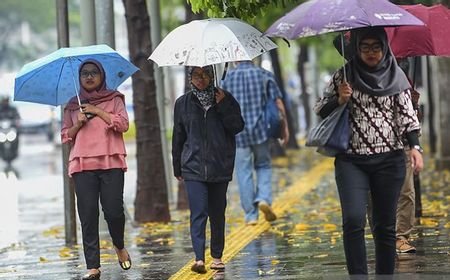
[
  {"x1": 341, "y1": 32, "x2": 347, "y2": 82},
  {"x1": 213, "y1": 64, "x2": 219, "y2": 87},
  {"x1": 221, "y1": 62, "x2": 229, "y2": 81}
]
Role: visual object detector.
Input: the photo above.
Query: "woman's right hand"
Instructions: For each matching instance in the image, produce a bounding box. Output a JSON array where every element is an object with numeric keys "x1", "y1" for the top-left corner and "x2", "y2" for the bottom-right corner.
[
  {"x1": 338, "y1": 82, "x2": 352, "y2": 105},
  {"x1": 76, "y1": 111, "x2": 88, "y2": 128}
]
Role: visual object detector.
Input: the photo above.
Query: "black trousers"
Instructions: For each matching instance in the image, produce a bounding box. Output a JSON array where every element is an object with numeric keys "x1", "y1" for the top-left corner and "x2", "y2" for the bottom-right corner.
[
  {"x1": 184, "y1": 180, "x2": 228, "y2": 261},
  {"x1": 335, "y1": 150, "x2": 405, "y2": 275},
  {"x1": 73, "y1": 168, "x2": 125, "y2": 269}
]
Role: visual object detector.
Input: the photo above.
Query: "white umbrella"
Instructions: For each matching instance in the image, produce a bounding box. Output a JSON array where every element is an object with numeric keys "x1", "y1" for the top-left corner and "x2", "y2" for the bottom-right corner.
[{"x1": 149, "y1": 18, "x2": 277, "y2": 67}]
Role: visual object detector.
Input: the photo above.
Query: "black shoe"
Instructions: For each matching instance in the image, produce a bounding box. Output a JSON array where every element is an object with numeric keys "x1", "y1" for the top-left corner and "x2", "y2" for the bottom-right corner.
[{"x1": 81, "y1": 270, "x2": 101, "y2": 280}]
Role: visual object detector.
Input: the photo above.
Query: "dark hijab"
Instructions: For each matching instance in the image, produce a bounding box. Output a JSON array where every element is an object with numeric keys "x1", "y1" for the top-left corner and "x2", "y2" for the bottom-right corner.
[
  {"x1": 188, "y1": 65, "x2": 215, "y2": 110},
  {"x1": 347, "y1": 27, "x2": 411, "y2": 97},
  {"x1": 65, "y1": 59, "x2": 124, "y2": 111}
]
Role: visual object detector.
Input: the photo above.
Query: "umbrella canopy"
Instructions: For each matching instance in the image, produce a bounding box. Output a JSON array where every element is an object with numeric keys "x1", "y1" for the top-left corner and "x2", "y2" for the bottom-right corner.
[
  {"x1": 386, "y1": 4, "x2": 450, "y2": 58},
  {"x1": 14, "y1": 44, "x2": 139, "y2": 106},
  {"x1": 265, "y1": 0, "x2": 424, "y2": 40},
  {"x1": 149, "y1": 18, "x2": 277, "y2": 67}
]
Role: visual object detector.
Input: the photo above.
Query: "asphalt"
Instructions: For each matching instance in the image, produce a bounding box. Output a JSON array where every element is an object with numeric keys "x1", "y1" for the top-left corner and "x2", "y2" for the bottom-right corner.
[{"x1": 0, "y1": 145, "x2": 449, "y2": 280}]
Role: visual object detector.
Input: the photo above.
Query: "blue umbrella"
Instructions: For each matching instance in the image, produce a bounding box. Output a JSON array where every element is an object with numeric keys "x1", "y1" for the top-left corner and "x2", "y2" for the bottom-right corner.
[{"x1": 14, "y1": 44, "x2": 139, "y2": 106}]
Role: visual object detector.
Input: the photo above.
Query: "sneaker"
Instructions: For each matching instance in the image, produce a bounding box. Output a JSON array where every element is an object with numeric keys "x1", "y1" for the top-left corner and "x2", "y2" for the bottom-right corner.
[
  {"x1": 258, "y1": 201, "x2": 277, "y2": 222},
  {"x1": 396, "y1": 238, "x2": 416, "y2": 253}
]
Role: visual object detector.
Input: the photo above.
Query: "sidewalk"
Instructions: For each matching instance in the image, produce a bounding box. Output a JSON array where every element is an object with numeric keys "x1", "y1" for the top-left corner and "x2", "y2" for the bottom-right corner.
[{"x1": 0, "y1": 148, "x2": 449, "y2": 280}]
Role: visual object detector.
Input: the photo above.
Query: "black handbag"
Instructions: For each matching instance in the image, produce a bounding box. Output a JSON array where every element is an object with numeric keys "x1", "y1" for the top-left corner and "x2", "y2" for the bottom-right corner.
[{"x1": 306, "y1": 103, "x2": 350, "y2": 157}]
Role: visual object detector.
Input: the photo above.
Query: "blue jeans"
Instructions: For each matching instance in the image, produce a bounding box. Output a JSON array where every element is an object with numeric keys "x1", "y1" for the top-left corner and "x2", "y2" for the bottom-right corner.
[
  {"x1": 235, "y1": 140, "x2": 272, "y2": 222},
  {"x1": 184, "y1": 180, "x2": 228, "y2": 261}
]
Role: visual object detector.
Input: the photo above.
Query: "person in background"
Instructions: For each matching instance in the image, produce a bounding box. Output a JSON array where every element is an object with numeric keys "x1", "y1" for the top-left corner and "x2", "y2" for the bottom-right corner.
[
  {"x1": 0, "y1": 95, "x2": 20, "y2": 123},
  {"x1": 221, "y1": 60, "x2": 289, "y2": 225},
  {"x1": 395, "y1": 58, "x2": 422, "y2": 254},
  {"x1": 314, "y1": 27, "x2": 423, "y2": 276},
  {"x1": 61, "y1": 59, "x2": 131, "y2": 280},
  {"x1": 172, "y1": 65, "x2": 244, "y2": 274}
]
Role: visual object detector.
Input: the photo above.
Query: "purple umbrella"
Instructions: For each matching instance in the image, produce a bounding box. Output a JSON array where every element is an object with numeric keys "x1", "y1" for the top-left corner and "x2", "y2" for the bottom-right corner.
[{"x1": 265, "y1": 0, "x2": 424, "y2": 40}]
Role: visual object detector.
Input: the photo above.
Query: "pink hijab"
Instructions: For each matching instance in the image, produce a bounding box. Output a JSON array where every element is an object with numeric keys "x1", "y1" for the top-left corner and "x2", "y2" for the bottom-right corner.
[{"x1": 65, "y1": 59, "x2": 124, "y2": 111}]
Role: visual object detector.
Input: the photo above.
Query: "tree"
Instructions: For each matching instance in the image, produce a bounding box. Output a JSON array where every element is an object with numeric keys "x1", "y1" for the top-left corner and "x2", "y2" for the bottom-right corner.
[
  {"x1": 188, "y1": 0, "x2": 292, "y2": 21},
  {"x1": 0, "y1": 0, "x2": 80, "y2": 70},
  {"x1": 122, "y1": 0, "x2": 170, "y2": 222}
]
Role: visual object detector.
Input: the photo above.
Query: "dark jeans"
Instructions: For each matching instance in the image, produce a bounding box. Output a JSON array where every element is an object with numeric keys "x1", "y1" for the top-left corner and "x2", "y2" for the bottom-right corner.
[
  {"x1": 184, "y1": 180, "x2": 228, "y2": 261},
  {"x1": 335, "y1": 150, "x2": 405, "y2": 275},
  {"x1": 73, "y1": 168, "x2": 125, "y2": 269}
]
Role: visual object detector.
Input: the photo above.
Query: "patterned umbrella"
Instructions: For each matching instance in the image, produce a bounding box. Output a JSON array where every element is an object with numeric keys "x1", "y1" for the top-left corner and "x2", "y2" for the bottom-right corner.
[
  {"x1": 149, "y1": 18, "x2": 277, "y2": 67},
  {"x1": 265, "y1": 0, "x2": 424, "y2": 40}
]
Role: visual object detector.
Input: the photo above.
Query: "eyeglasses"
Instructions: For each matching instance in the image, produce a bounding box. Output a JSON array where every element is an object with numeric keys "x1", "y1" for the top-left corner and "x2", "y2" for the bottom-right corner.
[
  {"x1": 359, "y1": 43, "x2": 382, "y2": 54},
  {"x1": 80, "y1": 70, "x2": 100, "y2": 78},
  {"x1": 191, "y1": 73, "x2": 210, "y2": 80}
]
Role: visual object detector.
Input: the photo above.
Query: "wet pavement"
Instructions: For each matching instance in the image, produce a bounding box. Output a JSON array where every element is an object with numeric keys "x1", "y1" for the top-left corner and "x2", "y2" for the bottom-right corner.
[{"x1": 0, "y1": 137, "x2": 449, "y2": 280}]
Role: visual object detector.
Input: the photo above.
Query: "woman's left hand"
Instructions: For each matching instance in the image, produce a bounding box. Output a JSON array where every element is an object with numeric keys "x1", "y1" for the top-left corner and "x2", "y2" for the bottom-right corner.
[
  {"x1": 410, "y1": 149, "x2": 424, "y2": 174},
  {"x1": 215, "y1": 88, "x2": 225, "y2": 104}
]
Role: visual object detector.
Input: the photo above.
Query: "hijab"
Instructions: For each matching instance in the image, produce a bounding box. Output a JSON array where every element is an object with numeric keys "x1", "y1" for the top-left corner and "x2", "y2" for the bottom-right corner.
[
  {"x1": 65, "y1": 59, "x2": 124, "y2": 111},
  {"x1": 188, "y1": 65, "x2": 215, "y2": 110},
  {"x1": 347, "y1": 27, "x2": 411, "y2": 97}
]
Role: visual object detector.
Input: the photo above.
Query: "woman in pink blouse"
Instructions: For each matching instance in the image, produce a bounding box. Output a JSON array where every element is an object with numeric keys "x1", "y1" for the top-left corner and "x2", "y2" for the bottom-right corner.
[
  {"x1": 61, "y1": 59, "x2": 131, "y2": 280},
  {"x1": 314, "y1": 27, "x2": 423, "y2": 276}
]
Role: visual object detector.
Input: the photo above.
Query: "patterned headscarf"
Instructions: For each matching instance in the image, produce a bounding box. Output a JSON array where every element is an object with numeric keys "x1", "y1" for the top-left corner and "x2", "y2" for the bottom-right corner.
[{"x1": 188, "y1": 65, "x2": 215, "y2": 110}]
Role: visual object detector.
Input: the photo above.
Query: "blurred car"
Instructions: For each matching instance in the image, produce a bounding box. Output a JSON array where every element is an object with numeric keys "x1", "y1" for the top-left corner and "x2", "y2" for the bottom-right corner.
[{"x1": 15, "y1": 102, "x2": 58, "y2": 142}]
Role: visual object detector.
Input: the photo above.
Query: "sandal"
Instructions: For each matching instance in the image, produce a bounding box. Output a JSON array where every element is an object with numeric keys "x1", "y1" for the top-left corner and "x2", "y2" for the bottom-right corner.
[
  {"x1": 119, "y1": 254, "x2": 132, "y2": 270},
  {"x1": 115, "y1": 247, "x2": 132, "y2": 270},
  {"x1": 210, "y1": 261, "x2": 225, "y2": 270},
  {"x1": 81, "y1": 270, "x2": 101, "y2": 280},
  {"x1": 191, "y1": 262, "x2": 207, "y2": 274}
]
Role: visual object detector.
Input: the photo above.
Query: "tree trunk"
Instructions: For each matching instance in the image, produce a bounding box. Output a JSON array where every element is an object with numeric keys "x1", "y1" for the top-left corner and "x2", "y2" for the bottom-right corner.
[
  {"x1": 298, "y1": 44, "x2": 311, "y2": 130},
  {"x1": 176, "y1": 2, "x2": 204, "y2": 210},
  {"x1": 434, "y1": 57, "x2": 450, "y2": 169},
  {"x1": 269, "y1": 49, "x2": 299, "y2": 150},
  {"x1": 123, "y1": 0, "x2": 170, "y2": 222}
]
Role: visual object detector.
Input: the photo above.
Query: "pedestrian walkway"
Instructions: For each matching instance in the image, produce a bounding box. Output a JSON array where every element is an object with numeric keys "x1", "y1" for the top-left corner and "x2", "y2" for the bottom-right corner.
[{"x1": 0, "y1": 148, "x2": 449, "y2": 280}]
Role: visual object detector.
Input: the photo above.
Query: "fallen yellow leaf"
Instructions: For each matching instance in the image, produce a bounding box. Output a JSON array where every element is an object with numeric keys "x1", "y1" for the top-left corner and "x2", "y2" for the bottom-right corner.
[
  {"x1": 59, "y1": 247, "x2": 74, "y2": 258},
  {"x1": 295, "y1": 223, "x2": 310, "y2": 231},
  {"x1": 420, "y1": 218, "x2": 439, "y2": 227},
  {"x1": 323, "y1": 223, "x2": 337, "y2": 231}
]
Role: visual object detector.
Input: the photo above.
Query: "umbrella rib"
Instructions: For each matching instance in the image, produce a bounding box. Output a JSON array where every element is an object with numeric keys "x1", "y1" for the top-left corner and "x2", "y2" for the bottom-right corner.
[{"x1": 55, "y1": 58, "x2": 70, "y2": 105}]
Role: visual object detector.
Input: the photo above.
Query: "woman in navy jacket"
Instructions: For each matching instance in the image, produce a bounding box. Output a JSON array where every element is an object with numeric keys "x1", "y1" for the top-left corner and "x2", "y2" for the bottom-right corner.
[{"x1": 172, "y1": 65, "x2": 244, "y2": 273}]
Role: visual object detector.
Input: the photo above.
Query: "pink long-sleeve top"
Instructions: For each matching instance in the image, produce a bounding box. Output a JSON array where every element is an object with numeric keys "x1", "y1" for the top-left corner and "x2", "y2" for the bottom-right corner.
[{"x1": 61, "y1": 96, "x2": 129, "y2": 176}]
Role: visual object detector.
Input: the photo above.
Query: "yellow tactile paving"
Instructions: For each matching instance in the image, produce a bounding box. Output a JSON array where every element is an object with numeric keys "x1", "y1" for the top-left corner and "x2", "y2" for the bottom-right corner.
[{"x1": 170, "y1": 158, "x2": 334, "y2": 280}]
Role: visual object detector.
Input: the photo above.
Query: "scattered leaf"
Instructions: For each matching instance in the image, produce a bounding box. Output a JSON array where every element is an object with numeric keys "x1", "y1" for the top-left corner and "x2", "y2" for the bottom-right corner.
[
  {"x1": 323, "y1": 223, "x2": 337, "y2": 231},
  {"x1": 271, "y1": 259, "x2": 280, "y2": 265},
  {"x1": 312, "y1": 254, "x2": 328, "y2": 258},
  {"x1": 294, "y1": 223, "x2": 310, "y2": 231}
]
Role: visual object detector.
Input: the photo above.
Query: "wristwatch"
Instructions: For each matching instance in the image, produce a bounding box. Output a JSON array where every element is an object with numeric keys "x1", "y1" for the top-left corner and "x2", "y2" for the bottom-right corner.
[{"x1": 412, "y1": 145, "x2": 424, "y2": 154}]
